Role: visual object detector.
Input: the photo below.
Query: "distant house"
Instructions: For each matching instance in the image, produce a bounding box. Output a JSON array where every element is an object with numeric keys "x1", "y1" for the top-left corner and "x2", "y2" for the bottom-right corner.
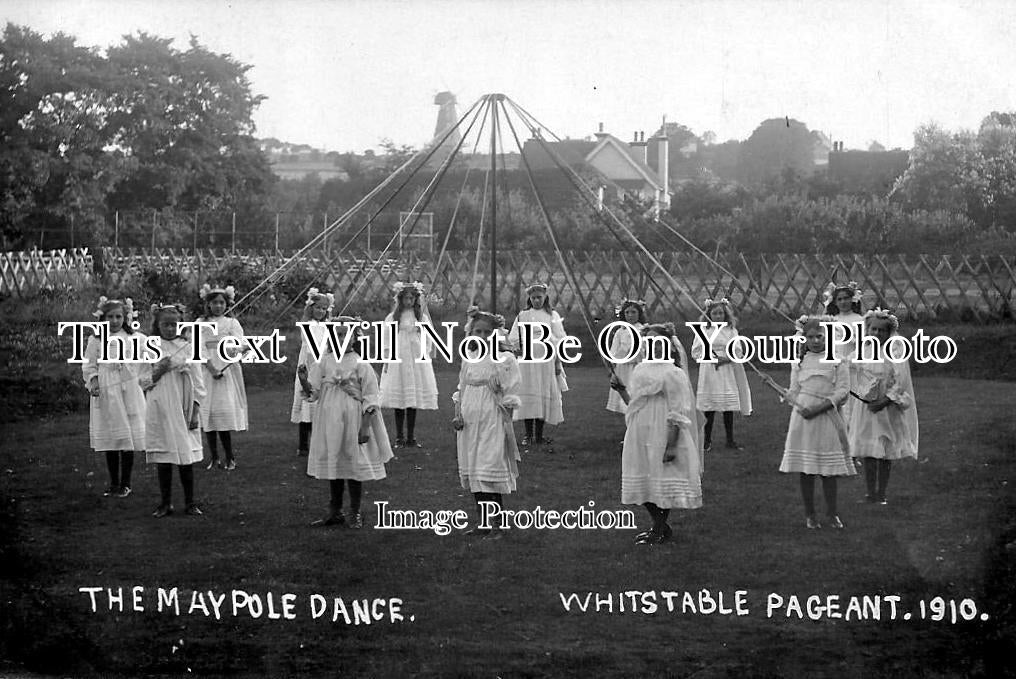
[
  {"x1": 521, "y1": 122, "x2": 671, "y2": 213},
  {"x1": 811, "y1": 130, "x2": 833, "y2": 167},
  {"x1": 828, "y1": 144, "x2": 910, "y2": 194}
]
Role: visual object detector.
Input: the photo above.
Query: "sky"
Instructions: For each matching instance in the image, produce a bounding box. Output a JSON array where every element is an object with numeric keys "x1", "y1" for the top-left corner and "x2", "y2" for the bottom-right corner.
[{"x1": 4, "y1": 0, "x2": 1015, "y2": 153}]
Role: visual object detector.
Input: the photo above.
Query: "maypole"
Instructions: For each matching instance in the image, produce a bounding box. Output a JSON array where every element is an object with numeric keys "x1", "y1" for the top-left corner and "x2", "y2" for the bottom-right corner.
[{"x1": 488, "y1": 94, "x2": 504, "y2": 314}]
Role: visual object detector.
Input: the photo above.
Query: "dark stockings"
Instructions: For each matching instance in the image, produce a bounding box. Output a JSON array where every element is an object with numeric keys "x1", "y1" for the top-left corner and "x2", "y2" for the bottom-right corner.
[
  {"x1": 157, "y1": 463, "x2": 195, "y2": 506},
  {"x1": 800, "y1": 473, "x2": 839, "y2": 516},
  {"x1": 298, "y1": 423, "x2": 312, "y2": 452},
  {"x1": 472, "y1": 492, "x2": 503, "y2": 527},
  {"x1": 703, "y1": 412, "x2": 735, "y2": 445},
  {"x1": 643, "y1": 502, "x2": 671, "y2": 534},
  {"x1": 105, "y1": 451, "x2": 120, "y2": 488},
  {"x1": 863, "y1": 458, "x2": 893, "y2": 499},
  {"x1": 329, "y1": 479, "x2": 363, "y2": 513},
  {"x1": 205, "y1": 431, "x2": 234, "y2": 463}
]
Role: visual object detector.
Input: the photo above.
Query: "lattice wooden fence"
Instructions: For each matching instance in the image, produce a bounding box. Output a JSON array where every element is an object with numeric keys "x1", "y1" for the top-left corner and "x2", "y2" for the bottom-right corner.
[
  {"x1": 4, "y1": 247, "x2": 1014, "y2": 322},
  {"x1": 0, "y1": 248, "x2": 94, "y2": 297}
]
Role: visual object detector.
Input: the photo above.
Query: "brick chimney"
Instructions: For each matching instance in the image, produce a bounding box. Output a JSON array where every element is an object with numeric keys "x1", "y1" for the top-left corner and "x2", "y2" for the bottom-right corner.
[
  {"x1": 629, "y1": 130, "x2": 648, "y2": 165},
  {"x1": 654, "y1": 117, "x2": 669, "y2": 211},
  {"x1": 594, "y1": 122, "x2": 609, "y2": 141}
]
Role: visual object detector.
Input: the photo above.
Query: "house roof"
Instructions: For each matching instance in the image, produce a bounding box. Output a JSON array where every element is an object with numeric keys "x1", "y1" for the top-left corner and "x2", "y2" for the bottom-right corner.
[
  {"x1": 520, "y1": 139, "x2": 597, "y2": 171},
  {"x1": 585, "y1": 135, "x2": 664, "y2": 191}
]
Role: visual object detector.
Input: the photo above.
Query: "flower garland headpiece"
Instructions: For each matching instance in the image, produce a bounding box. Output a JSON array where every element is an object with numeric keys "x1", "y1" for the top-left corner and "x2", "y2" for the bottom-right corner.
[
  {"x1": 150, "y1": 302, "x2": 186, "y2": 316},
  {"x1": 465, "y1": 305, "x2": 506, "y2": 330},
  {"x1": 614, "y1": 298, "x2": 647, "y2": 319},
  {"x1": 392, "y1": 281, "x2": 425, "y2": 296},
  {"x1": 822, "y1": 281, "x2": 863, "y2": 307},
  {"x1": 793, "y1": 314, "x2": 837, "y2": 335},
  {"x1": 200, "y1": 283, "x2": 236, "y2": 302},
  {"x1": 702, "y1": 297, "x2": 734, "y2": 321},
  {"x1": 864, "y1": 307, "x2": 900, "y2": 331},
  {"x1": 305, "y1": 287, "x2": 335, "y2": 311},
  {"x1": 92, "y1": 296, "x2": 137, "y2": 322},
  {"x1": 525, "y1": 282, "x2": 548, "y2": 295}
]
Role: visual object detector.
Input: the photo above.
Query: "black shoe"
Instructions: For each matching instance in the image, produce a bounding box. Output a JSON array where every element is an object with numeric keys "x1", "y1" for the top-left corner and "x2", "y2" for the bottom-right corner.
[
  {"x1": 311, "y1": 511, "x2": 345, "y2": 527},
  {"x1": 103, "y1": 485, "x2": 117, "y2": 497},
  {"x1": 826, "y1": 515, "x2": 845, "y2": 529},
  {"x1": 635, "y1": 531, "x2": 665, "y2": 545},
  {"x1": 405, "y1": 438, "x2": 421, "y2": 448},
  {"x1": 152, "y1": 504, "x2": 174, "y2": 518},
  {"x1": 859, "y1": 494, "x2": 876, "y2": 504},
  {"x1": 114, "y1": 486, "x2": 132, "y2": 499},
  {"x1": 185, "y1": 504, "x2": 204, "y2": 516},
  {"x1": 206, "y1": 458, "x2": 222, "y2": 471},
  {"x1": 349, "y1": 512, "x2": 364, "y2": 529},
  {"x1": 806, "y1": 515, "x2": 821, "y2": 530},
  {"x1": 725, "y1": 440, "x2": 744, "y2": 451},
  {"x1": 877, "y1": 496, "x2": 888, "y2": 505},
  {"x1": 520, "y1": 436, "x2": 531, "y2": 447},
  {"x1": 703, "y1": 441, "x2": 712, "y2": 452},
  {"x1": 393, "y1": 437, "x2": 406, "y2": 449},
  {"x1": 224, "y1": 459, "x2": 237, "y2": 471}
]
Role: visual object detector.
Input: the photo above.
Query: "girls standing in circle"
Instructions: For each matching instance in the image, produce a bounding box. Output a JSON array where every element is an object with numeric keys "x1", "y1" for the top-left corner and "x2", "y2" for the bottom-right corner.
[
  {"x1": 82, "y1": 297, "x2": 146, "y2": 498},
  {"x1": 509, "y1": 283, "x2": 566, "y2": 453},
  {"x1": 298, "y1": 316, "x2": 393, "y2": 529},
  {"x1": 451, "y1": 307, "x2": 522, "y2": 539},
  {"x1": 778, "y1": 315, "x2": 855, "y2": 529},
  {"x1": 378, "y1": 281, "x2": 439, "y2": 449},
  {"x1": 142, "y1": 304, "x2": 206, "y2": 517},
  {"x1": 195, "y1": 284, "x2": 248, "y2": 470},
  {"x1": 847, "y1": 309, "x2": 919, "y2": 504},
  {"x1": 610, "y1": 323, "x2": 702, "y2": 545},
  {"x1": 691, "y1": 298, "x2": 752, "y2": 451},
  {"x1": 605, "y1": 299, "x2": 646, "y2": 416},
  {"x1": 291, "y1": 288, "x2": 334, "y2": 457}
]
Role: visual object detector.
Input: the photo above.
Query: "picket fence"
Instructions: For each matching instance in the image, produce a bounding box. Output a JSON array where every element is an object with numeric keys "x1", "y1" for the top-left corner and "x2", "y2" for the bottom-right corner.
[{"x1": 2, "y1": 247, "x2": 1013, "y2": 322}]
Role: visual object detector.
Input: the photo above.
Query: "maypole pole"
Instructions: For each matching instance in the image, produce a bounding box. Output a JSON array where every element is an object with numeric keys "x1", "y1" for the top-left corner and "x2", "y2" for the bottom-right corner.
[{"x1": 488, "y1": 94, "x2": 503, "y2": 314}]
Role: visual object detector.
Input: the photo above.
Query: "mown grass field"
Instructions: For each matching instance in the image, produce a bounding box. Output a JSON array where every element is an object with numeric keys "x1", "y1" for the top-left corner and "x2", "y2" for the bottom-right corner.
[{"x1": 2, "y1": 360, "x2": 1015, "y2": 678}]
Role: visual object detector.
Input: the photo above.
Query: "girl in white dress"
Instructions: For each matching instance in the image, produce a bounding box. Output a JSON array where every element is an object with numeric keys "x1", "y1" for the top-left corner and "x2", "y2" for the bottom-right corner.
[
  {"x1": 823, "y1": 281, "x2": 866, "y2": 426},
  {"x1": 605, "y1": 299, "x2": 646, "y2": 415},
  {"x1": 141, "y1": 304, "x2": 206, "y2": 518},
  {"x1": 378, "y1": 281, "x2": 439, "y2": 449},
  {"x1": 691, "y1": 298, "x2": 752, "y2": 451},
  {"x1": 297, "y1": 317, "x2": 393, "y2": 529},
  {"x1": 291, "y1": 288, "x2": 334, "y2": 457},
  {"x1": 451, "y1": 308, "x2": 522, "y2": 539},
  {"x1": 778, "y1": 315, "x2": 855, "y2": 529},
  {"x1": 847, "y1": 309, "x2": 919, "y2": 504},
  {"x1": 82, "y1": 297, "x2": 146, "y2": 498},
  {"x1": 195, "y1": 284, "x2": 248, "y2": 470},
  {"x1": 508, "y1": 283, "x2": 566, "y2": 453},
  {"x1": 610, "y1": 323, "x2": 702, "y2": 545}
]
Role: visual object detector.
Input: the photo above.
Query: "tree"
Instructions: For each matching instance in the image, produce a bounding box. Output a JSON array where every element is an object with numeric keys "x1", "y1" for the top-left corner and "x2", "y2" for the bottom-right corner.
[
  {"x1": 0, "y1": 24, "x2": 119, "y2": 245},
  {"x1": 889, "y1": 123, "x2": 985, "y2": 216},
  {"x1": 738, "y1": 117, "x2": 816, "y2": 185},
  {"x1": 103, "y1": 33, "x2": 275, "y2": 213},
  {"x1": 977, "y1": 112, "x2": 1016, "y2": 228}
]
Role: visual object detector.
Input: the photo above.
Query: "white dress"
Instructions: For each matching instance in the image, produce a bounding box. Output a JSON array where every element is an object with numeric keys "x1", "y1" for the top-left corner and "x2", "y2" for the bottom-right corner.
[
  {"x1": 141, "y1": 337, "x2": 206, "y2": 465},
  {"x1": 82, "y1": 330, "x2": 147, "y2": 452},
  {"x1": 509, "y1": 308, "x2": 565, "y2": 424},
  {"x1": 606, "y1": 322, "x2": 644, "y2": 414},
  {"x1": 196, "y1": 316, "x2": 248, "y2": 432},
  {"x1": 378, "y1": 310, "x2": 439, "y2": 410},
  {"x1": 306, "y1": 351, "x2": 393, "y2": 481},
  {"x1": 452, "y1": 350, "x2": 523, "y2": 494},
  {"x1": 830, "y1": 311, "x2": 865, "y2": 422},
  {"x1": 847, "y1": 351, "x2": 919, "y2": 461},
  {"x1": 778, "y1": 352, "x2": 855, "y2": 476},
  {"x1": 621, "y1": 362, "x2": 703, "y2": 509},
  {"x1": 291, "y1": 319, "x2": 329, "y2": 423},
  {"x1": 692, "y1": 326, "x2": 753, "y2": 414}
]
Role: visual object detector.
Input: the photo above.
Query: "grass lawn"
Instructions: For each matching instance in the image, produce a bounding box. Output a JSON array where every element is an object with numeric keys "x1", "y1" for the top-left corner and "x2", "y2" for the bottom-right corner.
[{"x1": 1, "y1": 362, "x2": 1014, "y2": 678}]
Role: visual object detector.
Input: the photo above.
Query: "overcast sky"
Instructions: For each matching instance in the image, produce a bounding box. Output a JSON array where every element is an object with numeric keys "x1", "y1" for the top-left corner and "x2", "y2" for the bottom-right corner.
[{"x1": 5, "y1": 0, "x2": 1015, "y2": 153}]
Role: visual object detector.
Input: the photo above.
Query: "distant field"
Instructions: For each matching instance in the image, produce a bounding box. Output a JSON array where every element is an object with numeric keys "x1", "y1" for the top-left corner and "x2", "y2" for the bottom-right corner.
[{"x1": 1, "y1": 364, "x2": 1013, "y2": 678}]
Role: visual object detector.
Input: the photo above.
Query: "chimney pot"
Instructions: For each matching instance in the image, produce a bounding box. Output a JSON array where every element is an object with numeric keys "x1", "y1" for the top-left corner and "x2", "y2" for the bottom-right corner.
[{"x1": 599, "y1": 122, "x2": 604, "y2": 133}]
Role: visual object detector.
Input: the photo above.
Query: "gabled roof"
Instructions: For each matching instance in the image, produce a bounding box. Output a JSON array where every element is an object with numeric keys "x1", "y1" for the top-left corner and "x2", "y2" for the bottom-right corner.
[
  {"x1": 585, "y1": 135, "x2": 664, "y2": 191},
  {"x1": 520, "y1": 139, "x2": 597, "y2": 171}
]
